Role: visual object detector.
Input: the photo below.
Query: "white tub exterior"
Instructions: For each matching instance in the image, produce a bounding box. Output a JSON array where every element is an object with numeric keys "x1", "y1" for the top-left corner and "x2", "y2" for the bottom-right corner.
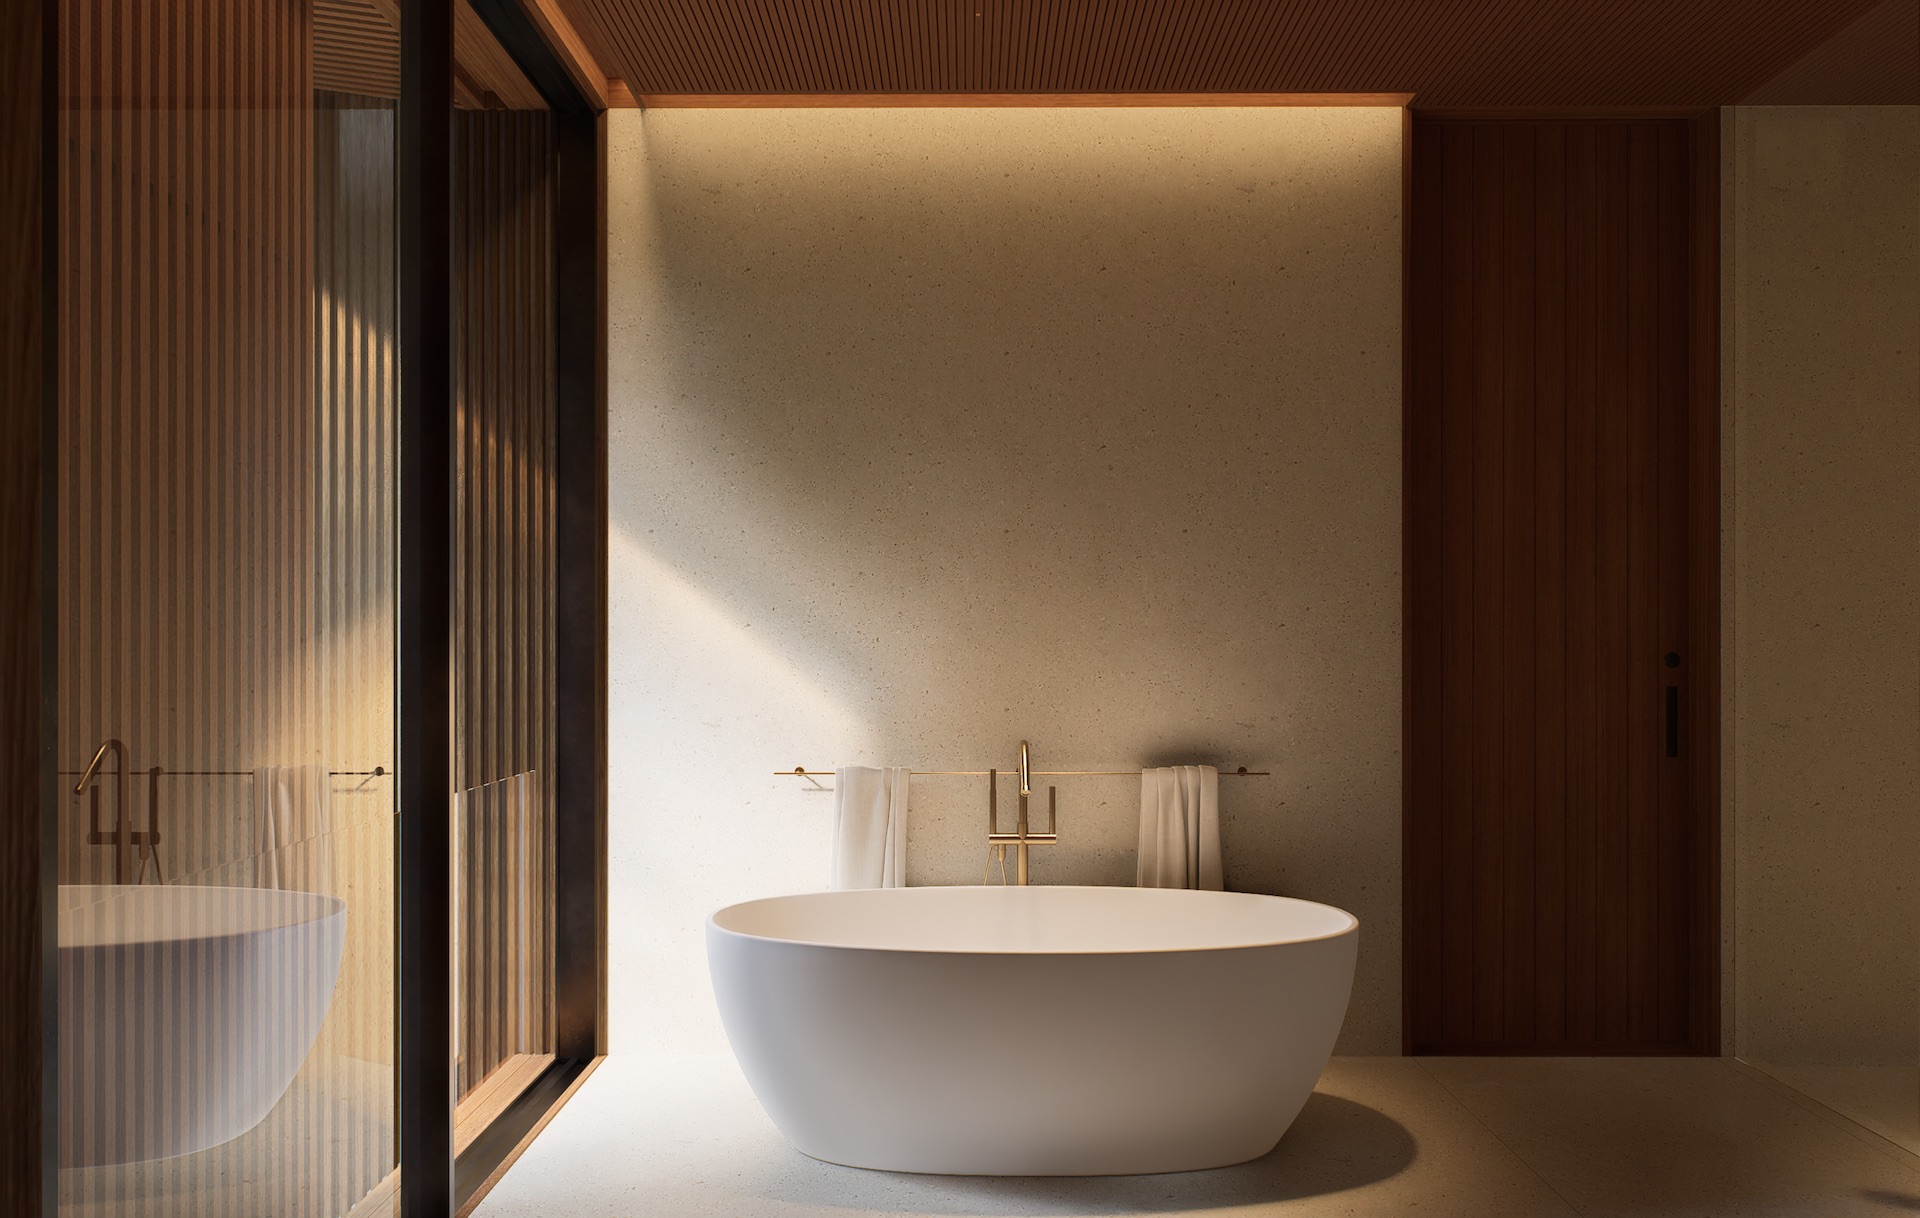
[
  {"x1": 57, "y1": 884, "x2": 346, "y2": 1167},
  {"x1": 707, "y1": 885, "x2": 1358, "y2": 1176}
]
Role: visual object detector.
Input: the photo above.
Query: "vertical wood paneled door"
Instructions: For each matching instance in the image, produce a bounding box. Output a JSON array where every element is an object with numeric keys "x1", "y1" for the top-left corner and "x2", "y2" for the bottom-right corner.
[{"x1": 1406, "y1": 116, "x2": 1719, "y2": 1055}]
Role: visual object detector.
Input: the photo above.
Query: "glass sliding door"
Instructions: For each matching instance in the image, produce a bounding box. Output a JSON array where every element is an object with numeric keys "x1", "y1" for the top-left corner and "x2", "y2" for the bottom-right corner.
[
  {"x1": 47, "y1": 0, "x2": 602, "y2": 1212},
  {"x1": 435, "y1": 9, "x2": 609, "y2": 1206},
  {"x1": 53, "y1": 0, "x2": 400, "y2": 1214}
]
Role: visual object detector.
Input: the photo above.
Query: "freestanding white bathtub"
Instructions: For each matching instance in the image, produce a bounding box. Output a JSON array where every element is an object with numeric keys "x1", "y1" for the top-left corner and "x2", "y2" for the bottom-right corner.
[
  {"x1": 707, "y1": 885, "x2": 1358, "y2": 1176},
  {"x1": 58, "y1": 884, "x2": 347, "y2": 1167}
]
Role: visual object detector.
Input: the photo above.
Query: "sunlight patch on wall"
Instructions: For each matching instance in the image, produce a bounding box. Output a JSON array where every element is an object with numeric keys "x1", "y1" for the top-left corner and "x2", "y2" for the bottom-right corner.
[{"x1": 607, "y1": 522, "x2": 873, "y2": 1052}]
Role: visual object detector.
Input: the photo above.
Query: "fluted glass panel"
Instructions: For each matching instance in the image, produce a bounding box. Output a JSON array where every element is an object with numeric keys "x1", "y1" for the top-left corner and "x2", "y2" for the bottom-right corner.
[{"x1": 55, "y1": 1, "x2": 400, "y2": 1214}]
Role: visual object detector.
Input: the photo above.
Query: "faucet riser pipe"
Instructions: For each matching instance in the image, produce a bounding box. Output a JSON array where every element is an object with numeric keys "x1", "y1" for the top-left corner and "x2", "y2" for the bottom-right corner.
[{"x1": 986, "y1": 748, "x2": 1057, "y2": 887}]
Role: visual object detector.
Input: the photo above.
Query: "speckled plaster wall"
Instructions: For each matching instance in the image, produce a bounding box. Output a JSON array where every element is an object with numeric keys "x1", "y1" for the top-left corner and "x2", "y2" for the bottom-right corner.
[
  {"x1": 1724, "y1": 106, "x2": 1920, "y2": 1066},
  {"x1": 606, "y1": 106, "x2": 1403, "y2": 1054}
]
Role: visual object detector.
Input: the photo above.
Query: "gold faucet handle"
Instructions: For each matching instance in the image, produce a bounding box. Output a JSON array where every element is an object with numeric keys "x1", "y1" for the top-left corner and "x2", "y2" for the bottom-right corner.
[{"x1": 989, "y1": 785, "x2": 1059, "y2": 844}]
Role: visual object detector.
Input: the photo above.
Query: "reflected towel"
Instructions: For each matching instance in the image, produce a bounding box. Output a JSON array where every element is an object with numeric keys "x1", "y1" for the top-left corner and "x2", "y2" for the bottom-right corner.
[
  {"x1": 1137, "y1": 765, "x2": 1222, "y2": 890},
  {"x1": 253, "y1": 764, "x2": 334, "y2": 894},
  {"x1": 831, "y1": 766, "x2": 909, "y2": 890}
]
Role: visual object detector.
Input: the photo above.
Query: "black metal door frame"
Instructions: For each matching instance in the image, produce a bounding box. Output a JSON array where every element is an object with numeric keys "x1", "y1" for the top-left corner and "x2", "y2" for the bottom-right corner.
[{"x1": 401, "y1": 2, "x2": 608, "y2": 1216}]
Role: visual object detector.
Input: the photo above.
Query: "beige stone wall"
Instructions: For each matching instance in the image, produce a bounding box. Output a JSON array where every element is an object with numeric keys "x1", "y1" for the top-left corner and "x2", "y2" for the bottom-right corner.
[
  {"x1": 606, "y1": 106, "x2": 1404, "y2": 1053},
  {"x1": 1724, "y1": 105, "x2": 1920, "y2": 1066}
]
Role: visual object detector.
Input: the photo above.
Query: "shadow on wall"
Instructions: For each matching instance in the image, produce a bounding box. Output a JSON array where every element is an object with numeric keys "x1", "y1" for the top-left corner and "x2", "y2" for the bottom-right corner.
[{"x1": 742, "y1": 1094, "x2": 1417, "y2": 1215}]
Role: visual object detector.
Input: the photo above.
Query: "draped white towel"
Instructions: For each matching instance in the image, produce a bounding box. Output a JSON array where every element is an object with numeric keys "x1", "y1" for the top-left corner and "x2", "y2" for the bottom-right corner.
[
  {"x1": 1137, "y1": 765, "x2": 1223, "y2": 890},
  {"x1": 831, "y1": 766, "x2": 909, "y2": 890},
  {"x1": 252, "y1": 764, "x2": 334, "y2": 894}
]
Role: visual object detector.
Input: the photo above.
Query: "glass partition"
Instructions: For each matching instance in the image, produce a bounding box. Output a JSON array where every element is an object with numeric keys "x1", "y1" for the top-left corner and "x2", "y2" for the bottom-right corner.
[
  {"x1": 50, "y1": 1, "x2": 599, "y2": 1211},
  {"x1": 54, "y1": 0, "x2": 400, "y2": 1213}
]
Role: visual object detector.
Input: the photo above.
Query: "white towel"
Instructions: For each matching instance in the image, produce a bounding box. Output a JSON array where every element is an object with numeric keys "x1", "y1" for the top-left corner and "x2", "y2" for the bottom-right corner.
[
  {"x1": 253, "y1": 764, "x2": 334, "y2": 894},
  {"x1": 831, "y1": 766, "x2": 909, "y2": 890},
  {"x1": 1137, "y1": 765, "x2": 1222, "y2": 890}
]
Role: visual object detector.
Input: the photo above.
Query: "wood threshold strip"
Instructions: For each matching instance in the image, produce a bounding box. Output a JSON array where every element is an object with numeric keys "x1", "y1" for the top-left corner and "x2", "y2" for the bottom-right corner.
[
  {"x1": 634, "y1": 91, "x2": 1415, "y2": 108},
  {"x1": 343, "y1": 1055, "x2": 599, "y2": 1217},
  {"x1": 343, "y1": 1170, "x2": 398, "y2": 1218},
  {"x1": 456, "y1": 1056, "x2": 603, "y2": 1217},
  {"x1": 455, "y1": 1052, "x2": 557, "y2": 1157}
]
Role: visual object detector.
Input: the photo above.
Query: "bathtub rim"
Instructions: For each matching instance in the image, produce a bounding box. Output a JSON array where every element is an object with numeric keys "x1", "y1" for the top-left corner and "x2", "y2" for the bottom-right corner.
[
  {"x1": 57, "y1": 883, "x2": 347, "y2": 951},
  {"x1": 708, "y1": 885, "x2": 1359, "y2": 956}
]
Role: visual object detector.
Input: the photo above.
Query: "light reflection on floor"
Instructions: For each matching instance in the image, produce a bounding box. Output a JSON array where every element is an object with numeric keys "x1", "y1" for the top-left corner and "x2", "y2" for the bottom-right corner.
[{"x1": 477, "y1": 1052, "x2": 1920, "y2": 1218}]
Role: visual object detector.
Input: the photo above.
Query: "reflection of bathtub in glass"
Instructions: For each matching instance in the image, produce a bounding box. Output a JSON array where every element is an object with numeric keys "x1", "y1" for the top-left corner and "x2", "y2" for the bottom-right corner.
[{"x1": 58, "y1": 884, "x2": 346, "y2": 1167}]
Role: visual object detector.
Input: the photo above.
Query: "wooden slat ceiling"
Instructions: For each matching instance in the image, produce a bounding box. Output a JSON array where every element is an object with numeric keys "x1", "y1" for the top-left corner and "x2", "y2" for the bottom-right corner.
[
  {"x1": 556, "y1": 0, "x2": 1918, "y2": 106},
  {"x1": 1740, "y1": 0, "x2": 1919, "y2": 105}
]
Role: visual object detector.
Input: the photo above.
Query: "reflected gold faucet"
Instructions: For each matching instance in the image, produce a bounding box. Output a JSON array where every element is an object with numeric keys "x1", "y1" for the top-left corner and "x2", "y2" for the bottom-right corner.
[{"x1": 75, "y1": 738, "x2": 139, "y2": 884}]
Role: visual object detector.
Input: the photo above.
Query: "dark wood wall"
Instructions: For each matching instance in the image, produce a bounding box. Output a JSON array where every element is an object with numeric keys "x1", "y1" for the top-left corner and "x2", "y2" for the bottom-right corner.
[
  {"x1": 2, "y1": 0, "x2": 48, "y2": 1207},
  {"x1": 1405, "y1": 116, "x2": 1719, "y2": 1055}
]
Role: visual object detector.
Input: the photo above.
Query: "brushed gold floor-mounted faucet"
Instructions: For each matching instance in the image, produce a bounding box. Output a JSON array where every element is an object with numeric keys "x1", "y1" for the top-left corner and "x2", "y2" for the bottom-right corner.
[{"x1": 987, "y1": 740, "x2": 1057, "y2": 885}]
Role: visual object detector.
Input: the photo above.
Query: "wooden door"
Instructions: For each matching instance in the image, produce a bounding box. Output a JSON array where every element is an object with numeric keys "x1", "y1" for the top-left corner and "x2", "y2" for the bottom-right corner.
[{"x1": 1405, "y1": 117, "x2": 1719, "y2": 1055}]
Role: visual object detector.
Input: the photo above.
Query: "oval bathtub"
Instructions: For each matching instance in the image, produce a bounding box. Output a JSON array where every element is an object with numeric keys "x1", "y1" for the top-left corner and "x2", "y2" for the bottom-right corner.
[
  {"x1": 58, "y1": 884, "x2": 346, "y2": 1167},
  {"x1": 707, "y1": 885, "x2": 1358, "y2": 1176}
]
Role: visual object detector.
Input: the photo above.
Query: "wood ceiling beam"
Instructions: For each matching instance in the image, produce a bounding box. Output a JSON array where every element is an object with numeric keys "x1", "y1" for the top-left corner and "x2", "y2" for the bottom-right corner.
[
  {"x1": 329, "y1": 0, "x2": 549, "y2": 109},
  {"x1": 451, "y1": 59, "x2": 491, "y2": 109},
  {"x1": 515, "y1": 0, "x2": 616, "y2": 109}
]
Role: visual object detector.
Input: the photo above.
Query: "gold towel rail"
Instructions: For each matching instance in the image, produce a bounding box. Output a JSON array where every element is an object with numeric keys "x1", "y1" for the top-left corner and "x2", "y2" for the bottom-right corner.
[
  {"x1": 777, "y1": 765, "x2": 1269, "y2": 780},
  {"x1": 58, "y1": 765, "x2": 390, "y2": 778}
]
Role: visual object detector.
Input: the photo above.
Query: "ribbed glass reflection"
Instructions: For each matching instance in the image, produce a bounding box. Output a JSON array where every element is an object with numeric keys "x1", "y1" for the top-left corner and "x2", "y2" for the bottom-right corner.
[
  {"x1": 56, "y1": 0, "x2": 567, "y2": 1207},
  {"x1": 55, "y1": 0, "x2": 399, "y2": 1213}
]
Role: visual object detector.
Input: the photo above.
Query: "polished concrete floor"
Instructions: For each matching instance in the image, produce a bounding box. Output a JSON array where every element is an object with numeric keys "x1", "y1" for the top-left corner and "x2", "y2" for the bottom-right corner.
[{"x1": 476, "y1": 1053, "x2": 1920, "y2": 1217}]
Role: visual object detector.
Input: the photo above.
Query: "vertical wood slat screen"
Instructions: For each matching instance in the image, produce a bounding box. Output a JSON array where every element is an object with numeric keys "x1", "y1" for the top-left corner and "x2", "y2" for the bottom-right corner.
[
  {"x1": 1407, "y1": 119, "x2": 1701, "y2": 1054},
  {"x1": 54, "y1": 0, "x2": 399, "y2": 1211},
  {"x1": 454, "y1": 773, "x2": 544, "y2": 1097},
  {"x1": 453, "y1": 109, "x2": 559, "y2": 1103}
]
